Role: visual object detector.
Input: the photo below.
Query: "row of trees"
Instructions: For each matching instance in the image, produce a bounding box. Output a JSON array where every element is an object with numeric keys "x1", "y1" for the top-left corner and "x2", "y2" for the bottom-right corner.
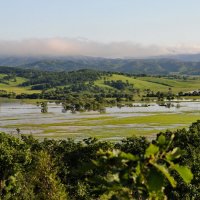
[
  {"x1": 179, "y1": 90, "x2": 200, "y2": 96},
  {"x1": 1, "y1": 121, "x2": 200, "y2": 199}
]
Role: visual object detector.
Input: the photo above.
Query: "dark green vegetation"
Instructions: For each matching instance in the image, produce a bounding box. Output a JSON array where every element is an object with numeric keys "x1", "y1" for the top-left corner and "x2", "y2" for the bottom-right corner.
[{"x1": 2, "y1": 121, "x2": 200, "y2": 199}]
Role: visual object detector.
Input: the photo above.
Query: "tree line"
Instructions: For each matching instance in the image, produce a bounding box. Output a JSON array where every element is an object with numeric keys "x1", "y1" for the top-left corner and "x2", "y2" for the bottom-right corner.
[{"x1": 1, "y1": 121, "x2": 200, "y2": 199}]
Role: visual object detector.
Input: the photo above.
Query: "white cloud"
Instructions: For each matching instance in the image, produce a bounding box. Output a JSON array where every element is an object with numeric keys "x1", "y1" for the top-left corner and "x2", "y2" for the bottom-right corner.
[{"x1": 0, "y1": 38, "x2": 200, "y2": 58}]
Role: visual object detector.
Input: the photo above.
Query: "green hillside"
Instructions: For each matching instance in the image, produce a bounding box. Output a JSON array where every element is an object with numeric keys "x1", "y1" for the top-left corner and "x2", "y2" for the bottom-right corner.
[
  {"x1": 96, "y1": 74, "x2": 167, "y2": 91},
  {"x1": 0, "y1": 74, "x2": 40, "y2": 94},
  {"x1": 95, "y1": 74, "x2": 200, "y2": 93},
  {"x1": 138, "y1": 76, "x2": 200, "y2": 93},
  {"x1": 1, "y1": 66, "x2": 200, "y2": 99}
]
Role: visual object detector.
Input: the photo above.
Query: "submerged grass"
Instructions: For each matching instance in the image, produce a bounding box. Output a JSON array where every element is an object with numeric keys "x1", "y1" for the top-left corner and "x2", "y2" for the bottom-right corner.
[
  {"x1": 3, "y1": 111, "x2": 200, "y2": 140},
  {"x1": 99, "y1": 113, "x2": 200, "y2": 126}
]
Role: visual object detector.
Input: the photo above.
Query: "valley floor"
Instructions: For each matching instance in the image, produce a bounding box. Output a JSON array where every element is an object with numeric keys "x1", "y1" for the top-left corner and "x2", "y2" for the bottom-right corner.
[{"x1": 1, "y1": 99, "x2": 200, "y2": 141}]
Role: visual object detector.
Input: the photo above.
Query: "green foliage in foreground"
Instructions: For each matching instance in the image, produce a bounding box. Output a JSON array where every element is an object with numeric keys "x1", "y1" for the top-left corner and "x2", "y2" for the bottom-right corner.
[
  {"x1": 91, "y1": 134, "x2": 193, "y2": 200},
  {"x1": 1, "y1": 121, "x2": 200, "y2": 199}
]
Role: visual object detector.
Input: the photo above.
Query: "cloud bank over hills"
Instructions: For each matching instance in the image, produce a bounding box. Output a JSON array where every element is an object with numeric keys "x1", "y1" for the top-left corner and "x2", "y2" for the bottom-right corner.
[{"x1": 0, "y1": 38, "x2": 200, "y2": 58}]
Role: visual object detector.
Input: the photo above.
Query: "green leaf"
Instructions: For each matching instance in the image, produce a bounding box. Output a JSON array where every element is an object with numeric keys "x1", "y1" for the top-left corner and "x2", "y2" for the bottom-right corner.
[
  {"x1": 151, "y1": 162, "x2": 177, "y2": 187},
  {"x1": 166, "y1": 147, "x2": 183, "y2": 161},
  {"x1": 145, "y1": 144, "x2": 159, "y2": 158},
  {"x1": 120, "y1": 152, "x2": 138, "y2": 161},
  {"x1": 147, "y1": 168, "x2": 164, "y2": 192},
  {"x1": 172, "y1": 164, "x2": 193, "y2": 184},
  {"x1": 135, "y1": 162, "x2": 141, "y2": 175},
  {"x1": 158, "y1": 134, "x2": 166, "y2": 146},
  {"x1": 92, "y1": 160, "x2": 100, "y2": 166},
  {"x1": 106, "y1": 173, "x2": 120, "y2": 183}
]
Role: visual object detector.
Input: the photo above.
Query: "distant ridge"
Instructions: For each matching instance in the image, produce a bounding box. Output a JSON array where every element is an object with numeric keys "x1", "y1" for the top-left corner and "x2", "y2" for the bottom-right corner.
[{"x1": 0, "y1": 54, "x2": 200, "y2": 75}]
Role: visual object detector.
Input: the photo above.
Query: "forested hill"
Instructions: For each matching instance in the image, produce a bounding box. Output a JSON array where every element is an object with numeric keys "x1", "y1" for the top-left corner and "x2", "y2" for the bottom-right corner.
[
  {"x1": 0, "y1": 66, "x2": 107, "y2": 89},
  {"x1": 1, "y1": 56, "x2": 200, "y2": 75},
  {"x1": 18, "y1": 58, "x2": 200, "y2": 75}
]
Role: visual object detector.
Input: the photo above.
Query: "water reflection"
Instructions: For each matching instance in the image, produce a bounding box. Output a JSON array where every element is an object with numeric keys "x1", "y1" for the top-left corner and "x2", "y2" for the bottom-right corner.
[{"x1": 0, "y1": 98, "x2": 200, "y2": 139}]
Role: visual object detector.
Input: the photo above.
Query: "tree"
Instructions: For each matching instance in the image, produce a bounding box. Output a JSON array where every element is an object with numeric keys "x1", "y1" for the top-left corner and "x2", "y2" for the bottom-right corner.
[
  {"x1": 0, "y1": 132, "x2": 32, "y2": 199},
  {"x1": 40, "y1": 102, "x2": 48, "y2": 113},
  {"x1": 29, "y1": 151, "x2": 68, "y2": 200}
]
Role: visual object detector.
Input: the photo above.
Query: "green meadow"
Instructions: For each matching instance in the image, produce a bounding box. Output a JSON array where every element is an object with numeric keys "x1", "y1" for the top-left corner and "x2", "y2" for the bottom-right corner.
[
  {"x1": 0, "y1": 74, "x2": 40, "y2": 94},
  {"x1": 95, "y1": 74, "x2": 200, "y2": 93}
]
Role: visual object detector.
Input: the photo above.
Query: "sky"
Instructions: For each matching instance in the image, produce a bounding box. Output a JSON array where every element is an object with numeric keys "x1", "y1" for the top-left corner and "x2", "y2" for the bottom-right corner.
[{"x1": 1, "y1": 0, "x2": 200, "y2": 57}]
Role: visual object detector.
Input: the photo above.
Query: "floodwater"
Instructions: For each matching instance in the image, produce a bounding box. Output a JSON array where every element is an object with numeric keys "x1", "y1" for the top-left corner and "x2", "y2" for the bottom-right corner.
[{"x1": 0, "y1": 99, "x2": 200, "y2": 140}]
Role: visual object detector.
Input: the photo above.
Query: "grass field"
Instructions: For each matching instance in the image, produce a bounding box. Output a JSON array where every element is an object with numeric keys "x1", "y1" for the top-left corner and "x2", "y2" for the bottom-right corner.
[
  {"x1": 0, "y1": 74, "x2": 40, "y2": 94},
  {"x1": 95, "y1": 74, "x2": 169, "y2": 91},
  {"x1": 95, "y1": 74, "x2": 200, "y2": 94},
  {"x1": 139, "y1": 76, "x2": 200, "y2": 93}
]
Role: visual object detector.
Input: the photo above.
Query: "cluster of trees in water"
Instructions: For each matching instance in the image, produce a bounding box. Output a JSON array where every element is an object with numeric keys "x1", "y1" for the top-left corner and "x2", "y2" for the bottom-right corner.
[
  {"x1": 37, "y1": 94, "x2": 135, "y2": 114},
  {"x1": 143, "y1": 88, "x2": 176, "y2": 101},
  {"x1": 0, "y1": 87, "x2": 192, "y2": 114},
  {"x1": 0, "y1": 88, "x2": 136, "y2": 114},
  {"x1": 1, "y1": 121, "x2": 200, "y2": 199}
]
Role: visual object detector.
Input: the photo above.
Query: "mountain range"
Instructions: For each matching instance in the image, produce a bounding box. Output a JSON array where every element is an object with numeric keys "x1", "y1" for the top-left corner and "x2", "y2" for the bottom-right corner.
[{"x1": 0, "y1": 54, "x2": 200, "y2": 75}]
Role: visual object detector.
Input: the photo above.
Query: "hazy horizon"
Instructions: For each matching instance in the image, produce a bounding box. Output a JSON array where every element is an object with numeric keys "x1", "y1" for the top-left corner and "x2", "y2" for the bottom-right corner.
[{"x1": 1, "y1": 1, "x2": 200, "y2": 57}]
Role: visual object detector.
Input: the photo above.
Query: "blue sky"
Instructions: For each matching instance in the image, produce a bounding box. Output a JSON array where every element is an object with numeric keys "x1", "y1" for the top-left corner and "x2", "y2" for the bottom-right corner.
[{"x1": 0, "y1": 0, "x2": 200, "y2": 57}]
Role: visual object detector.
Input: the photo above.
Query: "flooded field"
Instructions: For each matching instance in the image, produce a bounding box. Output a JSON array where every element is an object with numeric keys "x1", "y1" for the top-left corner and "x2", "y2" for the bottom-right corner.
[{"x1": 1, "y1": 98, "x2": 200, "y2": 141}]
